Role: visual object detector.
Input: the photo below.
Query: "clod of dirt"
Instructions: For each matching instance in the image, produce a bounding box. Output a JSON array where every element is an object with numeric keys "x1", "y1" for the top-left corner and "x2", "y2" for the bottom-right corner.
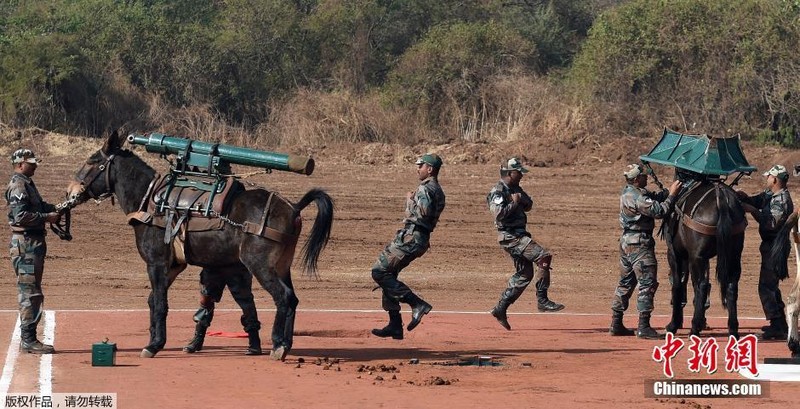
[
  {"x1": 295, "y1": 364, "x2": 301, "y2": 369},
  {"x1": 297, "y1": 357, "x2": 305, "y2": 363},
  {"x1": 422, "y1": 376, "x2": 457, "y2": 386},
  {"x1": 375, "y1": 376, "x2": 384, "y2": 381}
]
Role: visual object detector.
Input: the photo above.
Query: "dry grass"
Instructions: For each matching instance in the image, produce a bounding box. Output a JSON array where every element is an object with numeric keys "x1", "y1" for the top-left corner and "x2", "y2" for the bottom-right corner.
[
  {"x1": 0, "y1": 124, "x2": 100, "y2": 161},
  {"x1": 263, "y1": 88, "x2": 428, "y2": 148},
  {"x1": 2, "y1": 73, "x2": 613, "y2": 165}
]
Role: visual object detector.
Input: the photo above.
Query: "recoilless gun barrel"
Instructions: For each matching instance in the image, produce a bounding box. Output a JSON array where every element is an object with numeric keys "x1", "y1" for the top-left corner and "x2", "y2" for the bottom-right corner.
[{"x1": 127, "y1": 133, "x2": 314, "y2": 175}]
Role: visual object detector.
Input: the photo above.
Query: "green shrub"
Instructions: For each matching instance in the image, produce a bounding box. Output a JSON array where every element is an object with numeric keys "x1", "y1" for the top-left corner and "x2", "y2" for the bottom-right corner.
[{"x1": 569, "y1": 0, "x2": 800, "y2": 142}]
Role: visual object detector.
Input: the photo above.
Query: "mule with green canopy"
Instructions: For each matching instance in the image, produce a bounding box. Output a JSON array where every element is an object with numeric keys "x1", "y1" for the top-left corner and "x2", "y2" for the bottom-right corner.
[{"x1": 640, "y1": 129, "x2": 753, "y2": 337}]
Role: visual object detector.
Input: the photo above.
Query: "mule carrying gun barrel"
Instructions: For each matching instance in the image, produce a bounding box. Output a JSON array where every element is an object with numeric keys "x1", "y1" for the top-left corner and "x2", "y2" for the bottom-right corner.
[{"x1": 126, "y1": 133, "x2": 315, "y2": 176}]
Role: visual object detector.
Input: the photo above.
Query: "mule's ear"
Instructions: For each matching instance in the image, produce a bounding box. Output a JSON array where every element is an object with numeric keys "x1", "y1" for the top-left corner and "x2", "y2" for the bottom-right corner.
[{"x1": 101, "y1": 129, "x2": 124, "y2": 154}]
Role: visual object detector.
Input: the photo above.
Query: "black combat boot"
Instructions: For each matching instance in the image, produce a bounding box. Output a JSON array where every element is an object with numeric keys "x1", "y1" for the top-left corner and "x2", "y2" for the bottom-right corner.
[
  {"x1": 609, "y1": 311, "x2": 635, "y2": 336},
  {"x1": 404, "y1": 294, "x2": 432, "y2": 332},
  {"x1": 535, "y1": 276, "x2": 565, "y2": 312},
  {"x1": 246, "y1": 330, "x2": 263, "y2": 355},
  {"x1": 637, "y1": 312, "x2": 662, "y2": 340},
  {"x1": 536, "y1": 291, "x2": 565, "y2": 312},
  {"x1": 372, "y1": 311, "x2": 404, "y2": 339},
  {"x1": 490, "y1": 292, "x2": 513, "y2": 330},
  {"x1": 183, "y1": 323, "x2": 208, "y2": 353},
  {"x1": 761, "y1": 317, "x2": 788, "y2": 340},
  {"x1": 20, "y1": 330, "x2": 55, "y2": 354}
]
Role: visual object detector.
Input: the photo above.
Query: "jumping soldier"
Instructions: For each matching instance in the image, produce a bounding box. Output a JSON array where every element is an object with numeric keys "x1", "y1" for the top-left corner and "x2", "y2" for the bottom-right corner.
[
  {"x1": 488, "y1": 158, "x2": 564, "y2": 331},
  {"x1": 371, "y1": 154, "x2": 445, "y2": 340},
  {"x1": 610, "y1": 164, "x2": 681, "y2": 339},
  {"x1": 5, "y1": 149, "x2": 62, "y2": 354},
  {"x1": 736, "y1": 164, "x2": 794, "y2": 340},
  {"x1": 183, "y1": 268, "x2": 262, "y2": 355}
]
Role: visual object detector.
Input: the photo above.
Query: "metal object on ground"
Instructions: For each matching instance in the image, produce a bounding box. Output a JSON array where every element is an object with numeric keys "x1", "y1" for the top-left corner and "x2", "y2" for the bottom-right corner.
[{"x1": 92, "y1": 339, "x2": 117, "y2": 366}]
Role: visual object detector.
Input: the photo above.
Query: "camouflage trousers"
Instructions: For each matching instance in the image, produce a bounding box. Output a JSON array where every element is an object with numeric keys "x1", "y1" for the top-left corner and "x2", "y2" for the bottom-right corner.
[
  {"x1": 10, "y1": 233, "x2": 46, "y2": 336},
  {"x1": 758, "y1": 238, "x2": 787, "y2": 321},
  {"x1": 371, "y1": 226, "x2": 429, "y2": 311},
  {"x1": 497, "y1": 233, "x2": 551, "y2": 304},
  {"x1": 612, "y1": 239, "x2": 658, "y2": 314},
  {"x1": 196, "y1": 267, "x2": 260, "y2": 332}
]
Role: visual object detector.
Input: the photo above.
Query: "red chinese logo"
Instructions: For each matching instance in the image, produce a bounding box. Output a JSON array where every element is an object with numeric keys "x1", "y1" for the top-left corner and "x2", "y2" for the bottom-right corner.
[
  {"x1": 652, "y1": 332, "x2": 685, "y2": 378},
  {"x1": 724, "y1": 334, "x2": 759, "y2": 376},
  {"x1": 687, "y1": 335, "x2": 719, "y2": 374},
  {"x1": 652, "y1": 333, "x2": 759, "y2": 377}
]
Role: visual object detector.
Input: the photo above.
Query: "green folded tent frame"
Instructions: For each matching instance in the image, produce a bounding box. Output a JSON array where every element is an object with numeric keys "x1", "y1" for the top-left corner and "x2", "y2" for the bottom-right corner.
[{"x1": 639, "y1": 128, "x2": 756, "y2": 183}]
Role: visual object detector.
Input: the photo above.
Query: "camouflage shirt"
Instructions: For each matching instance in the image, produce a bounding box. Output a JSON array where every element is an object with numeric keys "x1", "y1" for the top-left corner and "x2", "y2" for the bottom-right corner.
[
  {"x1": 487, "y1": 180, "x2": 534, "y2": 236},
  {"x1": 746, "y1": 188, "x2": 794, "y2": 240},
  {"x1": 619, "y1": 184, "x2": 674, "y2": 235},
  {"x1": 5, "y1": 173, "x2": 55, "y2": 233},
  {"x1": 403, "y1": 176, "x2": 445, "y2": 233}
]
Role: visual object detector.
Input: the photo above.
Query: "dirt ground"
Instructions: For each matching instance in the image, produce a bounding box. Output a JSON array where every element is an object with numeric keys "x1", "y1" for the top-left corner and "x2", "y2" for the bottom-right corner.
[{"x1": 2, "y1": 135, "x2": 800, "y2": 408}]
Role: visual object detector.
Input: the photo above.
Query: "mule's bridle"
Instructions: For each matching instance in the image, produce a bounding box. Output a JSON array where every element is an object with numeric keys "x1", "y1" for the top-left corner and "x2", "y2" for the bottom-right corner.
[{"x1": 75, "y1": 150, "x2": 117, "y2": 201}]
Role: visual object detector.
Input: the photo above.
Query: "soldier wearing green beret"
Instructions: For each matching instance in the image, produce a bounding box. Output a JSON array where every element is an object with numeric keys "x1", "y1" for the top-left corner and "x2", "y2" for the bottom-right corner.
[
  {"x1": 371, "y1": 154, "x2": 446, "y2": 340},
  {"x1": 5, "y1": 149, "x2": 61, "y2": 354},
  {"x1": 488, "y1": 158, "x2": 565, "y2": 331}
]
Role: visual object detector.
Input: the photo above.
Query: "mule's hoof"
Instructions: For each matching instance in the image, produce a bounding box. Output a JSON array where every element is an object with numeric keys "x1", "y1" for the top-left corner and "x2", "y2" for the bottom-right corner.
[
  {"x1": 246, "y1": 347, "x2": 263, "y2": 356},
  {"x1": 140, "y1": 348, "x2": 156, "y2": 358},
  {"x1": 271, "y1": 346, "x2": 288, "y2": 361}
]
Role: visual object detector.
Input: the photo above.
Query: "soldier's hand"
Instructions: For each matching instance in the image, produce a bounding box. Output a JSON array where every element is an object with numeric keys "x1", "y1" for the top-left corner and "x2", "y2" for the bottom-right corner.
[
  {"x1": 510, "y1": 193, "x2": 522, "y2": 203},
  {"x1": 668, "y1": 180, "x2": 682, "y2": 197},
  {"x1": 44, "y1": 212, "x2": 60, "y2": 223}
]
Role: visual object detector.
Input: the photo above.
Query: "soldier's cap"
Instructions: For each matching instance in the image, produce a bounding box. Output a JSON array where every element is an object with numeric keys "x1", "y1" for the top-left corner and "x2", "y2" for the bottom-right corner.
[
  {"x1": 501, "y1": 157, "x2": 528, "y2": 173},
  {"x1": 415, "y1": 153, "x2": 443, "y2": 169},
  {"x1": 11, "y1": 149, "x2": 40, "y2": 165},
  {"x1": 763, "y1": 164, "x2": 789, "y2": 180},
  {"x1": 624, "y1": 163, "x2": 644, "y2": 179}
]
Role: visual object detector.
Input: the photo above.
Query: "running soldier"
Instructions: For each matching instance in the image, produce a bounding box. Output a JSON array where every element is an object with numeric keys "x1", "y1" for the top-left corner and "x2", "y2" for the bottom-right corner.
[
  {"x1": 371, "y1": 154, "x2": 445, "y2": 340},
  {"x1": 489, "y1": 158, "x2": 564, "y2": 331}
]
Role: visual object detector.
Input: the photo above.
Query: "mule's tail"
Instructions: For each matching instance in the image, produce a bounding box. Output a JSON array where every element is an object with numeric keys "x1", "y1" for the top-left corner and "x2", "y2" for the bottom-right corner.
[
  {"x1": 769, "y1": 211, "x2": 798, "y2": 281},
  {"x1": 295, "y1": 188, "x2": 335, "y2": 276},
  {"x1": 715, "y1": 184, "x2": 735, "y2": 308}
]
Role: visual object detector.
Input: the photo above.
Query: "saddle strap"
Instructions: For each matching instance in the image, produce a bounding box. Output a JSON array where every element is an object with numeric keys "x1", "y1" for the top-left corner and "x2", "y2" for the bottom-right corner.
[
  {"x1": 681, "y1": 215, "x2": 747, "y2": 236},
  {"x1": 240, "y1": 192, "x2": 298, "y2": 244}
]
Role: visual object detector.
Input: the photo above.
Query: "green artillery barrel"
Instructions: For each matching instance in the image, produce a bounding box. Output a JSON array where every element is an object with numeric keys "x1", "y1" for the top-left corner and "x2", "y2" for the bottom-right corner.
[{"x1": 127, "y1": 133, "x2": 314, "y2": 175}]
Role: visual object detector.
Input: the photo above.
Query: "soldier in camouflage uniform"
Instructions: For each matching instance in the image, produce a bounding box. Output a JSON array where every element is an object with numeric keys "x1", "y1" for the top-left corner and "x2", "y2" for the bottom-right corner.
[
  {"x1": 371, "y1": 154, "x2": 445, "y2": 340},
  {"x1": 610, "y1": 164, "x2": 680, "y2": 339},
  {"x1": 488, "y1": 158, "x2": 564, "y2": 331},
  {"x1": 6, "y1": 149, "x2": 61, "y2": 354},
  {"x1": 736, "y1": 164, "x2": 794, "y2": 340},
  {"x1": 183, "y1": 267, "x2": 262, "y2": 355}
]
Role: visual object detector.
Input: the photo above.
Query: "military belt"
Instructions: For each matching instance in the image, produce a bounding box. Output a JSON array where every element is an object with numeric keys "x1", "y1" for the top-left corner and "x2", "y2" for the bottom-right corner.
[{"x1": 11, "y1": 230, "x2": 46, "y2": 237}]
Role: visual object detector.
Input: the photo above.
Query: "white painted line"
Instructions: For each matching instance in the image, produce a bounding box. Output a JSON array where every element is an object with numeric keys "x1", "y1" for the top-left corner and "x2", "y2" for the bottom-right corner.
[
  {"x1": 39, "y1": 311, "x2": 55, "y2": 396},
  {"x1": 0, "y1": 315, "x2": 21, "y2": 396},
  {"x1": 11, "y1": 308, "x2": 773, "y2": 321}
]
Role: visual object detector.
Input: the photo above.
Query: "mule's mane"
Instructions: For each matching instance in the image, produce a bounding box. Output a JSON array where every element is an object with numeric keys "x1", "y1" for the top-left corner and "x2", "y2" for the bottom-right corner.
[
  {"x1": 106, "y1": 148, "x2": 158, "y2": 214},
  {"x1": 113, "y1": 149, "x2": 157, "y2": 180}
]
